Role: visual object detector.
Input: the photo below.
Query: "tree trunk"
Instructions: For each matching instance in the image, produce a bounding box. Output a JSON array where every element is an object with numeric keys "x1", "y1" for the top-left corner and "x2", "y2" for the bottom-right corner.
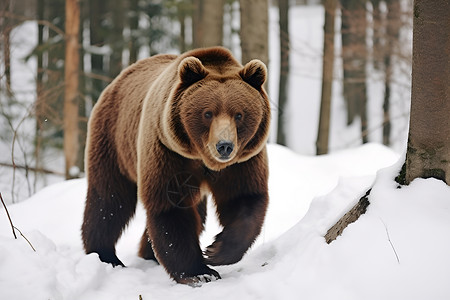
[
  {"x1": 89, "y1": 0, "x2": 107, "y2": 101},
  {"x1": 1, "y1": 0, "x2": 13, "y2": 95},
  {"x1": 202, "y1": 0, "x2": 224, "y2": 47},
  {"x1": 316, "y1": 0, "x2": 336, "y2": 155},
  {"x1": 341, "y1": 0, "x2": 368, "y2": 144},
  {"x1": 382, "y1": 0, "x2": 401, "y2": 146},
  {"x1": 192, "y1": 0, "x2": 224, "y2": 48},
  {"x1": 108, "y1": 0, "x2": 125, "y2": 77},
  {"x1": 370, "y1": 0, "x2": 383, "y2": 70},
  {"x1": 177, "y1": 4, "x2": 187, "y2": 53},
  {"x1": 128, "y1": 0, "x2": 139, "y2": 64},
  {"x1": 276, "y1": 0, "x2": 289, "y2": 146},
  {"x1": 192, "y1": 0, "x2": 202, "y2": 48},
  {"x1": 64, "y1": 0, "x2": 80, "y2": 179},
  {"x1": 35, "y1": 0, "x2": 45, "y2": 189},
  {"x1": 239, "y1": 0, "x2": 269, "y2": 66},
  {"x1": 77, "y1": 0, "x2": 88, "y2": 173},
  {"x1": 405, "y1": 0, "x2": 450, "y2": 185}
]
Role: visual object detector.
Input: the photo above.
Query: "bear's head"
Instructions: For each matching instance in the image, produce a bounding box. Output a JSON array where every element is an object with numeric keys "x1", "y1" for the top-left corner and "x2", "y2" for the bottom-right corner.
[{"x1": 164, "y1": 49, "x2": 270, "y2": 171}]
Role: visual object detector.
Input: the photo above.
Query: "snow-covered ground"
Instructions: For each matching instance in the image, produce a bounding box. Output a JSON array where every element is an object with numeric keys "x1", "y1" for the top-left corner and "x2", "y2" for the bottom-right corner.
[{"x1": 2, "y1": 143, "x2": 450, "y2": 300}]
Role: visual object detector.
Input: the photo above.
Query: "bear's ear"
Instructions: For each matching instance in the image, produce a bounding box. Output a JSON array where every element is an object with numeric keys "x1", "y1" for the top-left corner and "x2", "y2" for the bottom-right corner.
[
  {"x1": 178, "y1": 57, "x2": 209, "y2": 86},
  {"x1": 239, "y1": 59, "x2": 267, "y2": 90}
]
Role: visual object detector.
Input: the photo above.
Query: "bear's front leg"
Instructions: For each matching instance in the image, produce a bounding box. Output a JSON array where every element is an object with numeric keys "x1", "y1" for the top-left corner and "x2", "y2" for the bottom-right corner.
[
  {"x1": 146, "y1": 207, "x2": 220, "y2": 285},
  {"x1": 205, "y1": 192, "x2": 269, "y2": 266}
]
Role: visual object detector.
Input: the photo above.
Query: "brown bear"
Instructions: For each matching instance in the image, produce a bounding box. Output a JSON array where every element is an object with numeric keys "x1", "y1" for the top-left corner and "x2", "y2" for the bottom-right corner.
[{"x1": 81, "y1": 47, "x2": 271, "y2": 285}]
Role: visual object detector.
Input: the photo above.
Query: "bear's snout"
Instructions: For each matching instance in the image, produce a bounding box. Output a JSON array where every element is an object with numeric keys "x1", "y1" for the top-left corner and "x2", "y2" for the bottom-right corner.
[{"x1": 216, "y1": 140, "x2": 234, "y2": 159}]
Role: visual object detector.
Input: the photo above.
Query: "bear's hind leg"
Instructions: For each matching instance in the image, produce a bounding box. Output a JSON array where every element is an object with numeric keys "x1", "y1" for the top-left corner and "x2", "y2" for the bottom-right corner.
[
  {"x1": 138, "y1": 229, "x2": 158, "y2": 262},
  {"x1": 82, "y1": 160, "x2": 137, "y2": 267}
]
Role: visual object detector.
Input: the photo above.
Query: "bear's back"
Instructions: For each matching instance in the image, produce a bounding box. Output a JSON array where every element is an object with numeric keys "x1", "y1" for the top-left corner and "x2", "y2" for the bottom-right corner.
[{"x1": 89, "y1": 54, "x2": 177, "y2": 182}]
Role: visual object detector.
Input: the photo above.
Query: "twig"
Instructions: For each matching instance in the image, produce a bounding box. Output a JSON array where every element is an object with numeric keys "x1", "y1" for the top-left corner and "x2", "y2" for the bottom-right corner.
[
  {"x1": 0, "y1": 192, "x2": 17, "y2": 239},
  {"x1": 0, "y1": 193, "x2": 36, "y2": 251},
  {"x1": 13, "y1": 226, "x2": 36, "y2": 252},
  {"x1": 10, "y1": 103, "x2": 34, "y2": 203},
  {"x1": 0, "y1": 11, "x2": 65, "y2": 37},
  {"x1": 379, "y1": 218, "x2": 400, "y2": 264},
  {"x1": 0, "y1": 162, "x2": 65, "y2": 176}
]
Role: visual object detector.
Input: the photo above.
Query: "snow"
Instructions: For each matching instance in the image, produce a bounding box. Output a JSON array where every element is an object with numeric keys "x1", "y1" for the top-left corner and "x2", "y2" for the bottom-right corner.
[{"x1": 2, "y1": 143, "x2": 450, "y2": 299}]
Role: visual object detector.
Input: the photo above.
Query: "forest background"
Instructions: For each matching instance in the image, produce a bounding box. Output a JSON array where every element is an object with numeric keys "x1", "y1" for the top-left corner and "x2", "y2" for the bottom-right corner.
[{"x1": 0, "y1": 0, "x2": 413, "y2": 203}]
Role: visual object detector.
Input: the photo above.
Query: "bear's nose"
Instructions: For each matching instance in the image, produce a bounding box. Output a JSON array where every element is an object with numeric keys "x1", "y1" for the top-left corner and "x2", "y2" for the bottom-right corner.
[{"x1": 216, "y1": 140, "x2": 234, "y2": 159}]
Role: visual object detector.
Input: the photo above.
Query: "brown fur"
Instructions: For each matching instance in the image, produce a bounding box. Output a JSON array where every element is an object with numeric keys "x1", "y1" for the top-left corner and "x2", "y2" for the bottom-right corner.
[{"x1": 81, "y1": 47, "x2": 271, "y2": 285}]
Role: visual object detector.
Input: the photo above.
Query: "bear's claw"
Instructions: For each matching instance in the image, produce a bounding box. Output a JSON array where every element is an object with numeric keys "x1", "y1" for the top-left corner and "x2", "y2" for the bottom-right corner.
[
  {"x1": 204, "y1": 238, "x2": 245, "y2": 266},
  {"x1": 176, "y1": 268, "x2": 221, "y2": 287}
]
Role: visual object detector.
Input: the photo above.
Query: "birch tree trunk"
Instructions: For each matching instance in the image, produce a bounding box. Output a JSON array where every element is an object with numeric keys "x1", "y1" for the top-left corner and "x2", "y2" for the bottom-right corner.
[{"x1": 64, "y1": 0, "x2": 80, "y2": 179}]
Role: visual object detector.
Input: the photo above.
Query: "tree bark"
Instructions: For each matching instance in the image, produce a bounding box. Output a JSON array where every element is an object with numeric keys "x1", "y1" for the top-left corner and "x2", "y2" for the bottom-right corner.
[
  {"x1": 239, "y1": 0, "x2": 269, "y2": 66},
  {"x1": 89, "y1": 0, "x2": 107, "y2": 101},
  {"x1": 277, "y1": 0, "x2": 289, "y2": 146},
  {"x1": 405, "y1": 0, "x2": 450, "y2": 185},
  {"x1": 316, "y1": 0, "x2": 336, "y2": 155},
  {"x1": 64, "y1": 0, "x2": 80, "y2": 179},
  {"x1": 108, "y1": 0, "x2": 125, "y2": 77},
  {"x1": 370, "y1": 0, "x2": 383, "y2": 70},
  {"x1": 341, "y1": 0, "x2": 368, "y2": 144},
  {"x1": 0, "y1": 0, "x2": 14, "y2": 96},
  {"x1": 1, "y1": 0, "x2": 13, "y2": 95},
  {"x1": 128, "y1": 0, "x2": 139, "y2": 64},
  {"x1": 35, "y1": 0, "x2": 45, "y2": 189},
  {"x1": 382, "y1": 0, "x2": 401, "y2": 146},
  {"x1": 193, "y1": 0, "x2": 224, "y2": 48}
]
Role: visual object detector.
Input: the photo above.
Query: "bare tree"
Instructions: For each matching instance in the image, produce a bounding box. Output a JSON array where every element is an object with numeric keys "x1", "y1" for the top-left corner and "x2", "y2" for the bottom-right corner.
[
  {"x1": 239, "y1": 0, "x2": 269, "y2": 66},
  {"x1": 276, "y1": 0, "x2": 289, "y2": 146},
  {"x1": 316, "y1": 0, "x2": 336, "y2": 155},
  {"x1": 64, "y1": 0, "x2": 80, "y2": 179}
]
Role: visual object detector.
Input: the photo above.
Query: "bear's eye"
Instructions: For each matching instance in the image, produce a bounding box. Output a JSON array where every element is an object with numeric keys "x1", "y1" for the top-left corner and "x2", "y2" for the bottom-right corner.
[
  {"x1": 204, "y1": 111, "x2": 213, "y2": 119},
  {"x1": 235, "y1": 113, "x2": 243, "y2": 121}
]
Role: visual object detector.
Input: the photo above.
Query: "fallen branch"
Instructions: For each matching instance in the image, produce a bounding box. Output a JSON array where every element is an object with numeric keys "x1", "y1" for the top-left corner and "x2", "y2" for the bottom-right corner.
[{"x1": 324, "y1": 189, "x2": 371, "y2": 244}]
